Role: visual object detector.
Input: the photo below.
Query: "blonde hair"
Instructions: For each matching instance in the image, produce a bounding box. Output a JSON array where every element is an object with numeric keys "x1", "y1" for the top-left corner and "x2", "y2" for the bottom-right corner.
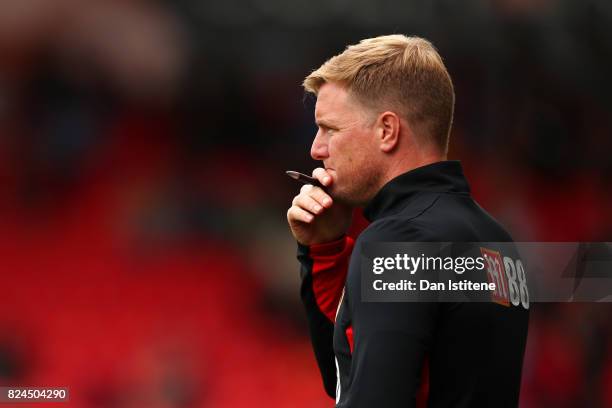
[{"x1": 303, "y1": 35, "x2": 455, "y2": 153}]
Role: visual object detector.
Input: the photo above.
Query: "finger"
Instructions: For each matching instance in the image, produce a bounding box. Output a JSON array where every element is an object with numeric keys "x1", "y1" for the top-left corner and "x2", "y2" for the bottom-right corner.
[
  {"x1": 312, "y1": 167, "x2": 332, "y2": 186},
  {"x1": 300, "y1": 183, "x2": 314, "y2": 194},
  {"x1": 294, "y1": 185, "x2": 332, "y2": 208},
  {"x1": 307, "y1": 186, "x2": 333, "y2": 208},
  {"x1": 287, "y1": 206, "x2": 314, "y2": 223},
  {"x1": 293, "y1": 194, "x2": 324, "y2": 215}
]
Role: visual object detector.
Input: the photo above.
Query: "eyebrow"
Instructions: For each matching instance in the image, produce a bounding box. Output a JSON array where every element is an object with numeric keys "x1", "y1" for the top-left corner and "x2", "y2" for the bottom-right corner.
[{"x1": 315, "y1": 119, "x2": 337, "y2": 128}]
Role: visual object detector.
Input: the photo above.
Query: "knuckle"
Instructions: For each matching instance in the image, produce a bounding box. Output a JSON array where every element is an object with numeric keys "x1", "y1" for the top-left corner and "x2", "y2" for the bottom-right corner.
[
  {"x1": 319, "y1": 192, "x2": 332, "y2": 205},
  {"x1": 313, "y1": 189, "x2": 326, "y2": 200},
  {"x1": 306, "y1": 186, "x2": 319, "y2": 197},
  {"x1": 312, "y1": 168, "x2": 329, "y2": 184},
  {"x1": 300, "y1": 184, "x2": 312, "y2": 193}
]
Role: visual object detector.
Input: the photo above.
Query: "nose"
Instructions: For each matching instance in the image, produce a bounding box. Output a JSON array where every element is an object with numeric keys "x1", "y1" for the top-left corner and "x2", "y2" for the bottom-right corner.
[{"x1": 310, "y1": 129, "x2": 329, "y2": 161}]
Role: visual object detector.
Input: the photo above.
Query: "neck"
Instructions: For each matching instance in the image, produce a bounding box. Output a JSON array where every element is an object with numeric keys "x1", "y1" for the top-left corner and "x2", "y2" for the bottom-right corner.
[
  {"x1": 380, "y1": 151, "x2": 446, "y2": 190},
  {"x1": 360, "y1": 154, "x2": 445, "y2": 207}
]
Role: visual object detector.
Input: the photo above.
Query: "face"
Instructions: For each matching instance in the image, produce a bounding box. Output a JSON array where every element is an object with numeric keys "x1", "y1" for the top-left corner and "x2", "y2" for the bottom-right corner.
[{"x1": 311, "y1": 82, "x2": 382, "y2": 206}]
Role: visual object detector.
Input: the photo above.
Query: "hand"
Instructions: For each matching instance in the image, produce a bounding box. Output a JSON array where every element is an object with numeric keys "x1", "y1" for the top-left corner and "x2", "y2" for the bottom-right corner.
[{"x1": 287, "y1": 167, "x2": 353, "y2": 246}]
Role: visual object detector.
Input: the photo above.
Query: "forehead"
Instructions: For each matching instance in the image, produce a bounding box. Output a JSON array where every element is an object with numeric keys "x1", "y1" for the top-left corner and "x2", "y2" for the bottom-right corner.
[{"x1": 314, "y1": 82, "x2": 353, "y2": 122}]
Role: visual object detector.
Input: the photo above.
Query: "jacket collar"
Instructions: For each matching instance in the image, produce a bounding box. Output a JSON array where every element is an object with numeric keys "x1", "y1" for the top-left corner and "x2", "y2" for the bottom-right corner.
[{"x1": 363, "y1": 160, "x2": 470, "y2": 222}]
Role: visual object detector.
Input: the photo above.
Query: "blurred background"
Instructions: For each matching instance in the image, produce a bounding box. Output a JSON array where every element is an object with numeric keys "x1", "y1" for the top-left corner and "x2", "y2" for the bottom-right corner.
[{"x1": 0, "y1": 0, "x2": 611, "y2": 407}]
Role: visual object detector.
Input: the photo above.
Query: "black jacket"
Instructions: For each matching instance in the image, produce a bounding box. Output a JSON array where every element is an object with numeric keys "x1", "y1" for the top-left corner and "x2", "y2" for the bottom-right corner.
[{"x1": 298, "y1": 161, "x2": 529, "y2": 407}]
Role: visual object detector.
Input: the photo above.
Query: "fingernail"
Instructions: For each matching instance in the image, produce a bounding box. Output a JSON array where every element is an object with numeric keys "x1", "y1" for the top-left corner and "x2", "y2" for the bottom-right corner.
[
  {"x1": 306, "y1": 214, "x2": 314, "y2": 222},
  {"x1": 323, "y1": 176, "x2": 331, "y2": 184},
  {"x1": 323, "y1": 197, "x2": 331, "y2": 206},
  {"x1": 314, "y1": 205, "x2": 322, "y2": 213}
]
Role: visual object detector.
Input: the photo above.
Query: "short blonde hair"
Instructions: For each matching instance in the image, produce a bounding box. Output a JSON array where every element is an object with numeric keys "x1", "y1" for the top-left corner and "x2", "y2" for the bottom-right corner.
[{"x1": 304, "y1": 35, "x2": 455, "y2": 153}]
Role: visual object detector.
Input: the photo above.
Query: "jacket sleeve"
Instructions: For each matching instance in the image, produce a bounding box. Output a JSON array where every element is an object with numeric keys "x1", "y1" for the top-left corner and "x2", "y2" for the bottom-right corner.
[{"x1": 297, "y1": 236, "x2": 354, "y2": 398}]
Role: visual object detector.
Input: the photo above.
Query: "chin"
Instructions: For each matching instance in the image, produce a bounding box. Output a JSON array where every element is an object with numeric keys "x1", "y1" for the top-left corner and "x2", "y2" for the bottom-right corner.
[
  {"x1": 332, "y1": 187, "x2": 367, "y2": 207},
  {"x1": 328, "y1": 186, "x2": 348, "y2": 203}
]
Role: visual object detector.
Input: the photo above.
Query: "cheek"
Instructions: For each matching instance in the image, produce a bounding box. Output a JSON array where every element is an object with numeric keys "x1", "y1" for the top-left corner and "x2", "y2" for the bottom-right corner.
[
  {"x1": 327, "y1": 140, "x2": 344, "y2": 165},
  {"x1": 328, "y1": 130, "x2": 372, "y2": 169}
]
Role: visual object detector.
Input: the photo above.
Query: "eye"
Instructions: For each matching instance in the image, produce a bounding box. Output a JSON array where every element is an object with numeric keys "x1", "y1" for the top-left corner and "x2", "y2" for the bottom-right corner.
[{"x1": 321, "y1": 125, "x2": 336, "y2": 135}]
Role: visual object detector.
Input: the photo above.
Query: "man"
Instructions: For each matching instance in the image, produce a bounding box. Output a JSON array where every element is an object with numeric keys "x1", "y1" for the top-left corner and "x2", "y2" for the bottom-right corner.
[{"x1": 287, "y1": 35, "x2": 529, "y2": 407}]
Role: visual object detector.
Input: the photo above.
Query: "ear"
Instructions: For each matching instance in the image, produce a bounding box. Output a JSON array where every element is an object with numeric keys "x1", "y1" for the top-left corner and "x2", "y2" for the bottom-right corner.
[{"x1": 377, "y1": 111, "x2": 401, "y2": 153}]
